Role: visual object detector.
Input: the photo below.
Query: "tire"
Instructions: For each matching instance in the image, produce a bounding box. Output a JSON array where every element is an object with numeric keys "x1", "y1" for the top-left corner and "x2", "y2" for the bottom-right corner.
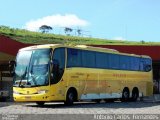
[
  {"x1": 64, "y1": 90, "x2": 75, "y2": 105},
  {"x1": 36, "y1": 102, "x2": 45, "y2": 106},
  {"x1": 93, "y1": 99, "x2": 101, "y2": 103},
  {"x1": 121, "y1": 88, "x2": 130, "y2": 102},
  {"x1": 131, "y1": 88, "x2": 139, "y2": 102},
  {"x1": 104, "y1": 99, "x2": 114, "y2": 103}
]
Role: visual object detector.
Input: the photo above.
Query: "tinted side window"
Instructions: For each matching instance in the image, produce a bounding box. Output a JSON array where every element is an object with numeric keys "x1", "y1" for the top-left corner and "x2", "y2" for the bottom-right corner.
[
  {"x1": 109, "y1": 54, "x2": 119, "y2": 69},
  {"x1": 119, "y1": 55, "x2": 130, "y2": 70},
  {"x1": 82, "y1": 50, "x2": 95, "y2": 68},
  {"x1": 142, "y1": 58, "x2": 152, "y2": 72},
  {"x1": 53, "y1": 48, "x2": 65, "y2": 69},
  {"x1": 140, "y1": 59, "x2": 144, "y2": 71},
  {"x1": 67, "y1": 48, "x2": 82, "y2": 67},
  {"x1": 96, "y1": 52, "x2": 109, "y2": 69},
  {"x1": 51, "y1": 48, "x2": 65, "y2": 84},
  {"x1": 130, "y1": 57, "x2": 140, "y2": 71},
  {"x1": 144, "y1": 58, "x2": 152, "y2": 65}
]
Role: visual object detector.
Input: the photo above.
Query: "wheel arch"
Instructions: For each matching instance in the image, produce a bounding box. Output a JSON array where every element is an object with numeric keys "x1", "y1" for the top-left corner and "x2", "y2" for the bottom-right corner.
[
  {"x1": 65, "y1": 87, "x2": 78, "y2": 101},
  {"x1": 132, "y1": 87, "x2": 139, "y2": 97},
  {"x1": 123, "y1": 87, "x2": 130, "y2": 93},
  {"x1": 121, "y1": 87, "x2": 130, "y2": 101}
]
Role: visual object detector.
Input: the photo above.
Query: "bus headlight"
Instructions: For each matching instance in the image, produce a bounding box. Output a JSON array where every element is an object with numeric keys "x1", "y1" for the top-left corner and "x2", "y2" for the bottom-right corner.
[
  {"x1": 37, "y1": 90, "x2": 48, "y2": 94},
  {"x1": 13, "y1": 90, "x2": 20, "y2": 95}
]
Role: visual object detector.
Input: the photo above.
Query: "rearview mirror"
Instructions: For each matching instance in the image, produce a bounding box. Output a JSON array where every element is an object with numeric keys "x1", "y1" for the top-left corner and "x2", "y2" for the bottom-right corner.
[{"x1": 9, "y1": 60, "x2": 16, "y2": 76}]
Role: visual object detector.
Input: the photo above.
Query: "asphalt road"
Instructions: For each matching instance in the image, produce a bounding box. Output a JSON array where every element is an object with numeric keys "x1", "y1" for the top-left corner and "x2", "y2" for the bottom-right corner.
[
  {"x1": 0, "y1": 101, "x2": 160, "y2": 120},
  {"x1": 0, "y1": 101, "x2": 160, "y2": 114}
]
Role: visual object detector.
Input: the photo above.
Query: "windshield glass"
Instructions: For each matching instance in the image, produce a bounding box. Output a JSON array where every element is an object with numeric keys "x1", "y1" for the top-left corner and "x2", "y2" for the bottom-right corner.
[{"x1": 13, "y1": 49, "x2": 51, "y2": 87}]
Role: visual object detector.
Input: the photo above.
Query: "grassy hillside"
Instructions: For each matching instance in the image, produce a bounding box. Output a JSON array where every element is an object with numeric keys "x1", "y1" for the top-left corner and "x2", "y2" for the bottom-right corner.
[{"x1": 0, "y1": 25, "x2": 159, "y2": 45}]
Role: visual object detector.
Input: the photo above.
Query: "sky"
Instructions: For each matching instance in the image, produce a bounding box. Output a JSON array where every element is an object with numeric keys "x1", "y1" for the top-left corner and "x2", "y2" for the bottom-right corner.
[{"x1": 0, "y1": 0, "x2": 160, "y2": 42}]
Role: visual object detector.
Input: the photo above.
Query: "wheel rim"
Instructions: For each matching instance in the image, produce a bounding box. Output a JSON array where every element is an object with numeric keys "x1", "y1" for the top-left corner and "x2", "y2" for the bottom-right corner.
[
  {"x1": 133, "y1": 93, "x2": 137, "y2": 99},
  {"x1": 124, "y1": 91, "x2": 129, "y2": 98},
  {"x1": 132, "y1": 91, "x2": 138, "y2": 100},
  {"x1": 68, "y1": 92, "x2": 74, "y2": 102},
  {"x1": 122, "y1": 89, "x2": 129, "y2": 101}
]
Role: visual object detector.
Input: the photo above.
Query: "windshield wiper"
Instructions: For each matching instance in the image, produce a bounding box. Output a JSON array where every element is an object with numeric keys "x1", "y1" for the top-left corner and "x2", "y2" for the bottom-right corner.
[
  {"x1": 19, "y1": 84, "x2": 25, "y2": 88},
  {"x1": 19, "y1": 67, "x2": 28, "y2": 87},
  {"x1": 30, "y1": 75, "x2": 38, "y2": 86},
  {"x1": 29, "y1": 65, "x2": 38, "y2": 86}
]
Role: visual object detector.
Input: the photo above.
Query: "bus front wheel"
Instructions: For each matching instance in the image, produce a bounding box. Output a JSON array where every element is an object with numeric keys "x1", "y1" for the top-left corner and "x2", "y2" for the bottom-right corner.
[
  {"x1": 93, "y1": 99, "x2": 101, "y2": 103},
  {"x1": 36, "y1": 102, "x2": 45, "y2": 106},
  {"x1": 65, "y1": 89, "x2": 76, "y2": 105}
]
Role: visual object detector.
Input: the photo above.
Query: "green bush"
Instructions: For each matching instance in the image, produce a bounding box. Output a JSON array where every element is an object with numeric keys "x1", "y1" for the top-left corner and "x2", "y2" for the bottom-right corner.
[{"x1": 0, "y1": 25, "x2": 159, "y2": 45}]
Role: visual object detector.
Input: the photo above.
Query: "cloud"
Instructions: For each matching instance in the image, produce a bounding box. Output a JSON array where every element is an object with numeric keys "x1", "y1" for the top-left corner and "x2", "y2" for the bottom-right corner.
[
  {"x1": 113, "y1": 36, "x2": 126, "y2": 41},
  {"x1": 24, "y1": 14, "x2": 89, "y2": 31}
]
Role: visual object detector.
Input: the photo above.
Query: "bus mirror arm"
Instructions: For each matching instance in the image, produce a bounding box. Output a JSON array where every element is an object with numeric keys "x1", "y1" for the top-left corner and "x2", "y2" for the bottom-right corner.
[
  {"x1": 50, "y1": 60, "x2": 53, "y2": 65},
  {"x1": 9, "y1": 60, "x2": 16, "y2": 76}
]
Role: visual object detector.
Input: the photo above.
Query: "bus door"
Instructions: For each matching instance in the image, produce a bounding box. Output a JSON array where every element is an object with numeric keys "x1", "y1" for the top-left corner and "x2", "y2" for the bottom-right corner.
[{"x1": 50, "y1": 48, "x2": 66, "y2": 99}]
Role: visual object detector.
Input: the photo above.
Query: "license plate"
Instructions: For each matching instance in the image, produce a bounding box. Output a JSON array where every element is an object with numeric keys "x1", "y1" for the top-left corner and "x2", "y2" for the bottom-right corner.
[{"x1": 25, "y1": 96, "x2": 31, "y2": 100}]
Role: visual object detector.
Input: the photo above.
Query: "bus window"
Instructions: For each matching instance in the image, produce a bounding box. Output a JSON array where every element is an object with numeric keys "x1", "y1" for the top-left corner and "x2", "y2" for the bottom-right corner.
[
  {"x1": 67, "y1": 48, "x2": 82, "y2": 67},
  {"x1": 140, "y1": 59, "x2": 144, "y2": 71},
  {"x1": 144, "y1": 58, "x2": 152, "y2": 72},
  {"x1": 130, "y1": 57, "x2": 140, "y2": 71},
  {"x1": 139, "y1": 58, "x2": 152, "y2": 72},
  {"x1": 51, "y1": 48, "x2": 65, "y2": 84},
  {"x1": 119, "y1": 55, "x2": 131, "y2": 70},
  {"x1": 96, "y1": 52, "x2": 108, "y2": 69},
  {"x1": 82, "y1": 50, "x2": 96, "y2": 68},
  {"x1": 109, "y1": 54, "x2": 119, "y2": 69}
]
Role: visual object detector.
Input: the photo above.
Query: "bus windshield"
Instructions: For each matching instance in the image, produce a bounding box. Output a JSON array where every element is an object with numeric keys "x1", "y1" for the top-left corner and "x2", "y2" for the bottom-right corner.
[{"x1": 13, "y1": 49, "x2": 51, "y2": 87}]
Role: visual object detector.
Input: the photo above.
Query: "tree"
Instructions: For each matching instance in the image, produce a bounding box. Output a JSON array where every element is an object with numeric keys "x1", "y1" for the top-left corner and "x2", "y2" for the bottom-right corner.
[
  {"x1": 39, "y1": 25, "x2": 53, "y2": 33},
  {"x1": 141, "y1": 40, "x2": 145, "y2": 44},
  {"x1": 77, "y1": 29, "x2": 82, "y2": 36},
  {"x1": 64, "y1": 27, "x2": 73, "y2": 36}
]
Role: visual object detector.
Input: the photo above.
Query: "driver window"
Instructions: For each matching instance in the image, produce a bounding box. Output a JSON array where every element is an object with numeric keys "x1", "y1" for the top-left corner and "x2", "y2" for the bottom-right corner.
[{"x1": 51, "y1": 48, "x2": 65, "y2": 84}]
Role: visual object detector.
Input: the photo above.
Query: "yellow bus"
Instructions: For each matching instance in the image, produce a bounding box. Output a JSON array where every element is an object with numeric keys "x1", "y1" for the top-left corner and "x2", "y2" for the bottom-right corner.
[{"x1": 12, "y1": 44, "x2": 153, "y2": 105}]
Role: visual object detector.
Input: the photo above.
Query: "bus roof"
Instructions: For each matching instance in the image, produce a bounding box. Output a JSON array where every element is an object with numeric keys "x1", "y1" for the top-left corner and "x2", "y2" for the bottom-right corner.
[{"x1": 19, "y1": 44, "x2": 151, "y2": 59}]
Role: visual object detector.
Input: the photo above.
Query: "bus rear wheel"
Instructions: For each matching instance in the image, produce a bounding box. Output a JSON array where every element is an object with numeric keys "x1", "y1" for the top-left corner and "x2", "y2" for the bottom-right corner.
[
  {"x1": 36, "y1": 102, "x2": 45, "y2": 106},
  {"x1": 131, "y1": 88, "x2": 139, "y2": 101},
  {"x1": 121, "y1": 88, "x2": 130, "y2": 102},
  {"x1": 93, "y1": 99, "x2": 101, "y2": 103},
  {"x1": 104, "y1": 99, "x2": 115, "y2": 103}
]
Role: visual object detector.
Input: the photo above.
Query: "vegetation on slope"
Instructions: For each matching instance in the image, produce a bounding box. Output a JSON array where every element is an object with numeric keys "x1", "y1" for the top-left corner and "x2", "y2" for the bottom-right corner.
[{"x1": 0, "y1": 25, "x2": 159, "y2": 45}]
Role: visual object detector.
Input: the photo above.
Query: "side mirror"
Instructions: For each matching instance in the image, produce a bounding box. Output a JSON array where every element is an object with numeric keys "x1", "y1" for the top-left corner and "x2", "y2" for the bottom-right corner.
[
  {"x1": 9, "y1": 60, "x2": 16, "y2": 76},
  {"x1": 50, "y1": 60, "x2": 53, "y2": 65}
]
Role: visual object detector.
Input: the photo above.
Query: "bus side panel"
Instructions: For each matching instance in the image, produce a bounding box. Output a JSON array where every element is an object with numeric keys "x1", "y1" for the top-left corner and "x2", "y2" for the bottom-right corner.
[
  {"x1": 56, "y1": 69, "x2": 153, "y2": 101},
  {"x1": 64, "y1": 68, "x2": 86, "y2": 100},
  {"x1": 146, "y1": 81, "x2": 153, "y2": 96}
]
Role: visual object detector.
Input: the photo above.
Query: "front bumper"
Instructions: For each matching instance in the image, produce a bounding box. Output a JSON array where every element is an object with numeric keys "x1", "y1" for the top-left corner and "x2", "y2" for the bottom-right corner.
[{"x1": 13, "y1": 93, "x2": 51, "y2": 102}]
